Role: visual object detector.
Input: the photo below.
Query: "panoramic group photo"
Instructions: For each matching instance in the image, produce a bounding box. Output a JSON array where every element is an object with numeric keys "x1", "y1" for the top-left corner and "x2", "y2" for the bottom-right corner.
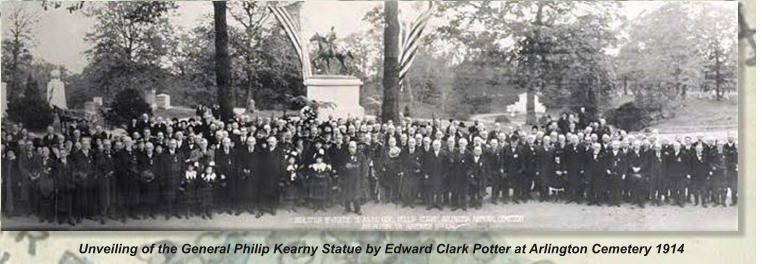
[{"x1": 0, "y1": 1, "x2": 739, "y2": 231}]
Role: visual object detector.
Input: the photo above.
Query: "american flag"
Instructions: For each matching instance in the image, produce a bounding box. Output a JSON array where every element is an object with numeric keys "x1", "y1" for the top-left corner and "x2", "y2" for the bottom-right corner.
[{"x1": 399, "y1": 2, "x2": 436, "y2": 90}]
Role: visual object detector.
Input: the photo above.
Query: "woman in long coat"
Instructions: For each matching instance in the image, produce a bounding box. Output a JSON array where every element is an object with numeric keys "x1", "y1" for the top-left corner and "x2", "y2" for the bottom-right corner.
[{"x1": 281, "y1": 150, "x2": 303, "y2": 212}]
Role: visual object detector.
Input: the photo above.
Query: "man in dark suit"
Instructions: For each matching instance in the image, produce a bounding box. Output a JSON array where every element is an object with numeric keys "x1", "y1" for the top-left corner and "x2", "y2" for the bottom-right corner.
[
  {"x1": 215, "y1": 137, "x2": 237, "y2": 214},
  {"x1": 689, "y1": 143, "x2": 710, "y2": 207},
  {"x1": 564, "y1": 135, "x2": 586, "y2": 204},
  {"x1": 159, "y1": 139, "x2": 184, "y2": 219},
  {"x1": 238, "y1": 136, "x2": 259, "y2": 216},
  {"x1": 486, "y1": 138, "x2": 510, "y2": 204},
  {"x1": 586, "y1": 143, "x2": 607, "y2": 206},
  {"x1": 503, "y1": 135, "x2": 524, "y2": 203},
  {"x1": 70, "y1": 137, "x2": 96, "y2": 222},
  {"x1": 607, "y1": 141, "x2": 627, "y2": 206},
  {"x1": 468, "y1": 146, "x2": 487, "y2": 209},
  {"x1": 627, "y1": 140, "x2": 647, "y2": 208},
  {"x1": 667, "y1": 141, "x2": 690, "y2": 207},
  {"x1": 257, "y1": 136, "x2": 284, "y2": 216},
  {"x1": 114, "y1": 137, "x2": 140, "y2": 222},
  {"x1": 423, "y1": 139, "x2": 446, "y2": 210},
  {"x1": 449, "y1": 138, "x2": 470, "y2": 211}
]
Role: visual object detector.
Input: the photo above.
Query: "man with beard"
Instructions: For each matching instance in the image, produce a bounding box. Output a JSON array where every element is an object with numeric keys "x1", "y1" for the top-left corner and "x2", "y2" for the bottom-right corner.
[
  {"x1": 586, "y1": 143, "x2": 607, "y2": 206},
  {"x1": 138, "y1": 142, "x2": 160, "y2": 218},
  {"x1": 423, "y1": 139, "x2": 446, "y2": 210},
  {"x1": 667, "y1": 141, "x2": 690, "y2": 207},
  {"x1": 340, "y1": 141, "x2": 367, "y2": 214},
  {"x1": 257, "y1": 136, "x2": 283, "y2": 216},
  {"x1": 564, "y1": 135, "x2": 586, "y2": 204},
  {"x1": 400, "y1": 138, "x2": 422, "y2": 208},
  {"x1": 115, "y1": 137, "x2": 140, "y2": 222},
  {"x1": 159, "y1": 139, "x2": 184, "y2": 219},
  {"x1": 607, "y1": 141, "x2": 627, "y2": 206},
  {"x1": 215, "y1": 137, "x2": 237, "y2": 214},
  {"x1": 468, "y1": 146, "x2": 487, "y2": 209},
  {"x1": 689, "y1": 143, "x2": 710, "y2": 207}
]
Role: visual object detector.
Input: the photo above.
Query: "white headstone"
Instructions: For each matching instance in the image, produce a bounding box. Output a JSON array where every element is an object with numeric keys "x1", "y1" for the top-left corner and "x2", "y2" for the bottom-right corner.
[
  {"x1": 84, "y1": 102, "x2": 96, "y2": 115},
  {"x1": 505, "y1": 92, "x2": 545, "y2": 114},
  {"x1": 1, "y1": 82, "x2": 6, "y2": 116},
  {"x1": 156, "y1": 93, "x2": 171, "y2": 109},
  {"x1": 146, "y1": 89, "x2": 157, "y2": 110},
  {"x1": 46, "y1": 70, "x2": 67, "y2": 109},
  {"x1": 93, "y1": 97, "x2": 103, "y2": 107},
  {"x1": 304, "y1": 75, "x2": 365, "y2": 120}
]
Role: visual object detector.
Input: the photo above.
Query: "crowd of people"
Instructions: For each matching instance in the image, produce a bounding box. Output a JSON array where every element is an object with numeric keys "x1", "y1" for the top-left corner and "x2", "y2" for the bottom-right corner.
[{"x1": 1, "y1": 105, "x2": 738, "y2": 226}]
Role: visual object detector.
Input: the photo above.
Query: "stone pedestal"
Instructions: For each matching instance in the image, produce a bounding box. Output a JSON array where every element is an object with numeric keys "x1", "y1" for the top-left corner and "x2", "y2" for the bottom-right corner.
[
  {"x1": 505, "y1": 92, "x2": 546, "y2": 113},
  {"x1": 304, "y1": 75, "x2": 364, "y2": 120},
  {"x1": 156, "y1": 94, "x2": 171, "y2": 109},
  {"x1": 146, "y1": 89, "x2": 157, "y2": 110}
]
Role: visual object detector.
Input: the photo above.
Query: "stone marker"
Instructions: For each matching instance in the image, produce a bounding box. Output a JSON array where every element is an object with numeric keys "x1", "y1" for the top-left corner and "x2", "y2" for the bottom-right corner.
[
  {"x1": 84, "y1": 102, "x2": 96, "y2": 115},
  {"x1": 146, "y1": 89, "x2": 157, "y2": 110},
  {"x1": 303, "y1": 75, "x2": 364, "y2": 120},
  {"x1": 505, "y1": 92, "x2": 545, "y2": 114},
  {"x1": 93, "y1": 97, "x2": 103, "y2": 107},
  {"x1": 156, "y1": 94, "x2": 171, "y2": 109},
  {"x1": 47, "y1": 70, "x2": 67, "y2": 109}
]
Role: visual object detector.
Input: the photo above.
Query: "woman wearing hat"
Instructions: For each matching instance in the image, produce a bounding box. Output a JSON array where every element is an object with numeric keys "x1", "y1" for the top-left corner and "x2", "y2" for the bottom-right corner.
[
  {"x1": 307, "y1": 149, "x2": 333, "y2": 212},
  {"x1": 281, "y1": 150, "x2": 303, "y2": 212},
  {"x1": 199, "y1": 162, "x2": 217, "y2": 219}
]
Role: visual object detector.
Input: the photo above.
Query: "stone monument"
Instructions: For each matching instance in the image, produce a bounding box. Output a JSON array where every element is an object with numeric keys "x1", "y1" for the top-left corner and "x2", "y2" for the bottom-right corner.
[
  {"x1": 304, "y1": 75, "x2": 364, "y2": 120},
  {"x1": 93, "y1": 97, "x2": 103, "y2": 107},
  {"x1": 146, "y1": 89, "x2": 157, "y2": 110},
  {"x1": 46, "y1": 70, "x2": 67, "y2": 109},
  {"x1": 156, "y1": 93, "x2": 171, "y2": 109},
  {"x1": 505, "y1": 92, "x2": 546, "y2": 114}
]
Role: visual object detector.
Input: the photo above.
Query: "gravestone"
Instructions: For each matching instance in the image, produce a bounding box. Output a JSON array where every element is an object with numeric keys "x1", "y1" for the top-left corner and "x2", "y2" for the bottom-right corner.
[
  {"x1": 156, "y1": 94, "x2": 171, "y2": 109},
  {"x1": 84, "y1": 102, "x2": 96, "y2": 115},
  {"x1": 247, "y1": 99, "x2": 257, "y2": 113},
  {"x1": 93, "y1": 97, "x2": 103, "y2": 107},
  {"x1": 1, "y1": 82, "x2": 6, "y2": 116},
  {"x1": 303, "y1": 75, "x2": 364, "y2": 120},
  {"x1": 505, "y1": 92, "x2": 546, "y2": 114},
  {"x1": 146, "y1": 89, "x2": 157, "y2": 110},
  {"x1": 47, "y1": 70, "x2": 67, "y2": 109}
]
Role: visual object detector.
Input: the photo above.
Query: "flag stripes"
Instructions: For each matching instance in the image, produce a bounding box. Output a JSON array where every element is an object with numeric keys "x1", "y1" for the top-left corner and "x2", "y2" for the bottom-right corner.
[{"x1": 398, "y1": 3, "x2": 435, "y2": 89}]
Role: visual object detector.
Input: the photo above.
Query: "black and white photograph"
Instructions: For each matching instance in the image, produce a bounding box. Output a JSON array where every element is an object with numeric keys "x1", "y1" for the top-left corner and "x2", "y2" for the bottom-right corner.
[{"x1": 0, "y1": 1, "x2": 739, "y2": 231}]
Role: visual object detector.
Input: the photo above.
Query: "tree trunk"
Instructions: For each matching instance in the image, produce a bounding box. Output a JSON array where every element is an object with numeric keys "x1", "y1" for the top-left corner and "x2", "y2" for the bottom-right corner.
[
  {"x1": 714, "y1": 49, "x2": 722, "y2": 101},
  {"x1": 526, "y1": 86, "x2": 536, "y2": 125},
  {"x1": 381, "y1": 1, "x2": 401, "y2": 123},
  {"x1": 214, "y1": 1, "x2": 234, "y2": 120}
]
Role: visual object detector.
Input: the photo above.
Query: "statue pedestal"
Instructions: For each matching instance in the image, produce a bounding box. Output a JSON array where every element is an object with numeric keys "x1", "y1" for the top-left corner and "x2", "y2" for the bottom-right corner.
[{"x1": 304, "y1": 75, "x2": 365, "y2": 120}]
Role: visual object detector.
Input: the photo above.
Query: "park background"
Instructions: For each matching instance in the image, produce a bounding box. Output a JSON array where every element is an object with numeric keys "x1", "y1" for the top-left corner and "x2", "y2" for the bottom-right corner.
[{"x1": 0, "y1": 0, "x2": 755, "y2": 263}]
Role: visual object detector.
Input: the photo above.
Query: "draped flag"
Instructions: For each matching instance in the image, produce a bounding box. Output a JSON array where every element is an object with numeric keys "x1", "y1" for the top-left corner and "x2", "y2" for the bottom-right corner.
[
  {"x1": 398, "y1": 2, "x2": 435, "y2": 90},
  {"x1": 268, "y1": 3, "x2": 312, "y2": 78}
]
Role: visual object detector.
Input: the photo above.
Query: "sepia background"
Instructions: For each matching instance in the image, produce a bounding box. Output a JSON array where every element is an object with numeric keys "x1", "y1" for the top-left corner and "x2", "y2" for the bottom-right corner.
[{"x1": 0, "y1": 0, "x2": 755, "y2": 263}]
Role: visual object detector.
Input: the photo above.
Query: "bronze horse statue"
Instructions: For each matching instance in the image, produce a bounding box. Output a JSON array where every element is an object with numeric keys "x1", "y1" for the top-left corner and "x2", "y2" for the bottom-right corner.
[{"x1": 309, "y1": 27, "x2": 353, "y2": 74}]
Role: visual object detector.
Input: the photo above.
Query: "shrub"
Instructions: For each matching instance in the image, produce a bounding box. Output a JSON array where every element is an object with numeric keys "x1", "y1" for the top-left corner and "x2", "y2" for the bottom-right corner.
[
  {"x1": 494, "y1": 115, "x2": 511, "y2": 123},
  {"x1": 6, "y1": 77, "x2": 55, "y2": 130},
  {"x1": 604, "y1": 102, "x2": 652, "y2": 131},
  {"x1": 104, "y1": 88, "x2": 152, "y2": 126}
]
